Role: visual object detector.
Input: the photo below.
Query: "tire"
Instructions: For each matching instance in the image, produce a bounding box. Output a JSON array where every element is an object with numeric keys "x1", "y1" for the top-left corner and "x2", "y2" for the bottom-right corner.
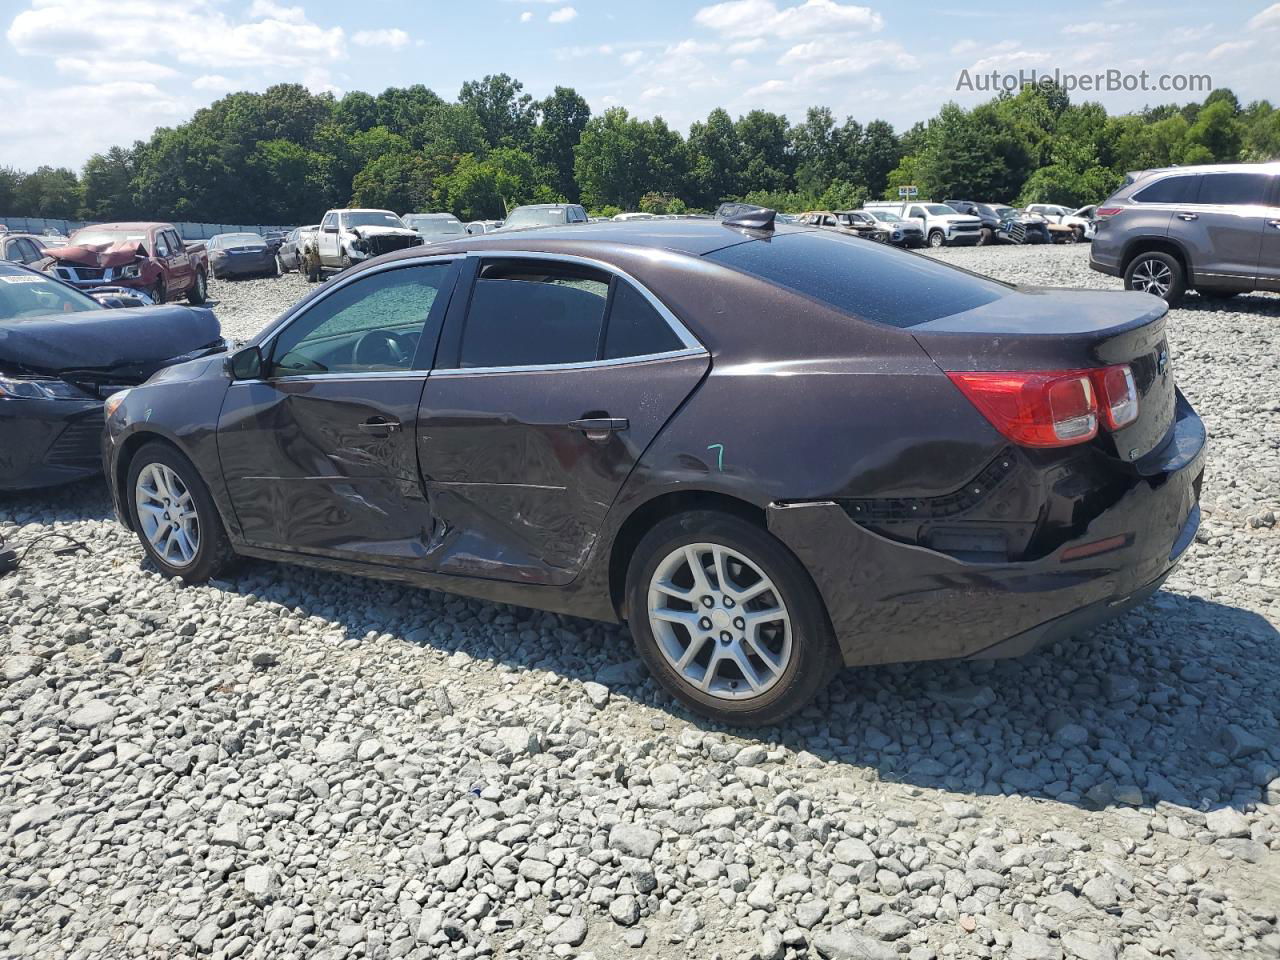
[
  {"x1": 625, "y1": 510, "x2": 840, "y2": 727},
  {"x1": 978, "y1": 227, "x2": 994, "y2": 246},
  {"x1": 927, "y1": 230, "x2": 945, "y2": 248},
  {"x1": 340, "y1": 253, "x2": 353, "y2": 271},
  {"x1": 1072, "y1": 225, "x2": 1085, "y2": 243},
  {"x1": 149, "y1": 282, "x2": 166, "y2": 305},
  {"x1": 186, "y1": 269, "x2": 207, "y2": 304},
  {"x1": 1123, "y1": 250, "x2": 1186, "y2": 305},
  {"x1": 126, "y1": 441, "x2": 235, "y2": 584}
]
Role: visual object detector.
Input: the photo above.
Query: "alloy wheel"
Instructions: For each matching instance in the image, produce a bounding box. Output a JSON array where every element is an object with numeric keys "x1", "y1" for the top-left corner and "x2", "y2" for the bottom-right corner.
[
  {"x1": 647, "y1": 543, "x2": 792, "y2": 700},
  {"x1": 1130, "y1": 258, "x2": 1172, "y2": 297},
  {"x1": 134, "y1": 462, "x2": 201, "y2": 568}
]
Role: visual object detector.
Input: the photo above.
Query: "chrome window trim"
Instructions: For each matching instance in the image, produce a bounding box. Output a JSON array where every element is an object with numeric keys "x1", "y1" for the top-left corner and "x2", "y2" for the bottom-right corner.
[{"x1": 431, "y1": 346, "x2": 706, "y2": 378}]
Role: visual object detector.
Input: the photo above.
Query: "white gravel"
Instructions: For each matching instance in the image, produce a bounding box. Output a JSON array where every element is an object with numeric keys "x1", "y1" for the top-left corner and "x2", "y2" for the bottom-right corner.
[{"x1": 2, "y1": 247, "x2": 1278, "y2": 960}]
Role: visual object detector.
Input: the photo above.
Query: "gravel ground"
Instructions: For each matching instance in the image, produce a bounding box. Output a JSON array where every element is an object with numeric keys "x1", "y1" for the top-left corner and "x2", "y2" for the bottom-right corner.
[{"x1": 2, "y1": 246, "x2": 1278, "y2": 960}]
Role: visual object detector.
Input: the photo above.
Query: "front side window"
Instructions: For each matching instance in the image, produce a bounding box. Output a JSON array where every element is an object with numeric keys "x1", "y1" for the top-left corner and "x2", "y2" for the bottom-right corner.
[
  {"x1": 1133, "y1": 174, "x2": 1199, "y2": 204},
  {"x1": 155, "y1": 233, "x2": 171, "y2": 257},
  {"x1": 321, "y1": 213, "x2": 337, "y2": 230},
  {"x1": 460, "y1": 260, "x2": 609, "y2": 368},
  {"x1": 1197, "y1": 173, "x2": 1273, "y2": 206},
  {"x1": 269, "y1": 263, "x2": 451, "y2": 376}
]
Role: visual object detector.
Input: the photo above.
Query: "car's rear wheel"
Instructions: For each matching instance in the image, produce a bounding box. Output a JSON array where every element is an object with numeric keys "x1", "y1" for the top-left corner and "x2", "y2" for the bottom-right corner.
[
  {"x1": 927, "y1": 230, "x2": 945, "y2": 248},
  {"x1": 1124, "y1": 251, "x2": 1186, "y2": 305},
  {"x1": 626, "y1": 511, "x2": 839, "y2": 726},
  {"x1": 187, "y1": 269, "x2": 207, "y2": 304},
  {"x1": 128, "y1": 442, "x2": 235, "y2": 584},
  {"x1": 978, "y1": 227, "x2": 994, "y2": 246}
]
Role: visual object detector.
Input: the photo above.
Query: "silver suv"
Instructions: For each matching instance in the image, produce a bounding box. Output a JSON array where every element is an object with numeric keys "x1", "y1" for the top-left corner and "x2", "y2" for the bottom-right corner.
[{"x1": 1090, "y1": 162, "x2": 1280, "y2": 304}]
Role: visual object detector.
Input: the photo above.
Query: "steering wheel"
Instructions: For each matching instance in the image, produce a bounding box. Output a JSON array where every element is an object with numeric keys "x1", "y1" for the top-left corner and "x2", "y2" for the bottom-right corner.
[{"x1": 353, "y1": 330, "x2": 412, "y2": 368}]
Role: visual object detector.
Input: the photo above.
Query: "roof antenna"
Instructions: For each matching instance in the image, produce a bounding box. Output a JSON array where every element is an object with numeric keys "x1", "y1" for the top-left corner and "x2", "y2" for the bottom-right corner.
[{"x1": 720, "y1": 206, "x2": 776, "y2": 231}]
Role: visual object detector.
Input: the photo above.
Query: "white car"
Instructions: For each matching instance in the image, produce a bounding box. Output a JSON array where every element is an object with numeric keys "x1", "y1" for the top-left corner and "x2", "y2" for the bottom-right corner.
[
  {"x1": 863, "y1": 202, "x2": 982, "y2": 247},
  {"x1": 316, "y1": 208, "x2": 423, "y2": 270},
  {"x1": 1026, "y1": 203, "x2": 1097, "y2": 241},
  {"x1": 465, "y1": 220, "x2": 504, "y2": 235}
]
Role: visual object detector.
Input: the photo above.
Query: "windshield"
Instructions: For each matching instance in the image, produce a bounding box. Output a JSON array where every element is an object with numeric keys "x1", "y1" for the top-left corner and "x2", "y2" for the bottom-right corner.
[
  {"x1": 707, "y1": 230, "x2": 1009, "y2": 328},
  {"x1": 69, "y1": 229, "x2": 146, "y2": 248},
  {"x1": 213, "y1": 234, "x2": 264, "y2": 247},
  {"x1": 343, "y1": 211, "x2": 407, "y2": 229},
  {"x1": 0, "y1": 270, "x2": 102, "y2": 320},
  {"x1": 405, "y1": 215, "x2": 465, "y2": 235},
  {"x1": 868, "y1": 211, "x2": 902, "y2": 222},
  {"x1": 924, "y1": 204, "x2": 957, "y2": 215},
  {"x1": 991, "y1": 206, "x2": 1017, "y2": 218},
  {"x1": 503, "y1": 208, "x2": 567, "y2": 229}
]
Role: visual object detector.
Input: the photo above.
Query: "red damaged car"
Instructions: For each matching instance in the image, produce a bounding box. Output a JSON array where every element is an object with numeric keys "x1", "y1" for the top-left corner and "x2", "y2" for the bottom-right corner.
[{"x1": 42, "y1": 222, "x2": 209, "y2": 305}]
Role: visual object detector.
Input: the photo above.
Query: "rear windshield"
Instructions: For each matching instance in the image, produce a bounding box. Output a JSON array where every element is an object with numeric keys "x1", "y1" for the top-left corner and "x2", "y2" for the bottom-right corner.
[
  {"x1": 503, "y1": 208, "x2": 566, "y2": 229},
  {"x1": 705, "y1": 230, "x2": 1010, "y2": 328}
]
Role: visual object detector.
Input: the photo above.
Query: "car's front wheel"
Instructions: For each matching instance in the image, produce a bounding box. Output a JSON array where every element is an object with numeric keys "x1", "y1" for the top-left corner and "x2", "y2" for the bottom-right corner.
[
  {"x1": 927, "y1": 230, "x2": 945, "y2": 248},
  {"x1": 626, "y1": 510, "x2": 839, "y2": 726},
  {"x1": 187, "y1": 269, "x2": 207, "y2": 304},
  {"x1": 1124, "y1": 251, "x2": 1186, "y2": 305},
  {"x1": 127, "y1": 442, "x2": 235, "y2": 584}
]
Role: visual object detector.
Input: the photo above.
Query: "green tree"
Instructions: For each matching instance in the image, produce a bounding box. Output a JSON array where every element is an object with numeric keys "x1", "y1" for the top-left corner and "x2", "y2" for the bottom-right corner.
[
  {"x1": 0, "y1": 167, "x2": 20, "y2": 213},
  {"x1": 458, "y1": 74, "x2": 536, "y2": 149},
  {"x1": 735, "y1": 110, "x2": 793, "y2": 193},
  {"x1": 574, "y1": 108, "x2": 687, "y2": 210},
  {"x1": 439, "y1": 148, "x2": 559, "y2": 220},
  {"x1": 80, "y1": 146, "x2": 141, "y2": 220},
  {"x1": 352, "y1": 153, "x2": 438, "y2": 213},
  {"x1": 12, "y1": 166, "x2": 82, "y2": 218},
  {"x1": 790, "y1": 107, "x2": 840, "y2": 195},
  {"x1": 687, "y1": 108, "x2": 744, "y2": 208},
  {"x1": 533, "y1": 86, "x2": 591, "y2": 201}
]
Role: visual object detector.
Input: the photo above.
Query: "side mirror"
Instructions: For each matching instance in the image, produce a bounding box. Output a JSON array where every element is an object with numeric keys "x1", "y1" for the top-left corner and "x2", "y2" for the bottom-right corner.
[
  {"x1": 322, "y1": 224, "x2": 338, "y2": 234},
  {"x1": 227, "y1": 344, "x2": 263, "y2": 381}
]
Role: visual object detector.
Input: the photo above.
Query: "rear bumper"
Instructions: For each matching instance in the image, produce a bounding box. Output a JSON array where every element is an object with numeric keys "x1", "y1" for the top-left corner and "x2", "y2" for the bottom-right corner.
[
  {"x1": 768, "y1": 399, "x2": 1207, "y2": 667},
  {"x1": 0, "y1": 399, "x2": 105, "y2": 491},
  {"x1": 212, "y1": 256, "x2": 273, "y2": 276}
]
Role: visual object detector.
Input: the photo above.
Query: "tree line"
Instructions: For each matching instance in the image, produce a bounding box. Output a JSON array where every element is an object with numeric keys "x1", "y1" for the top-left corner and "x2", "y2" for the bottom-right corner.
[{"x1": 2, "y1": 75, "x2": 1278, "y2": 225}]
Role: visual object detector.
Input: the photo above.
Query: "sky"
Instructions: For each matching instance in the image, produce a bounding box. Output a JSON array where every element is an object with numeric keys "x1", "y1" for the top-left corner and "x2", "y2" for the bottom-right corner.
[{"x1": 0, "y1": 0, "x2": 1276, "y2": 171}]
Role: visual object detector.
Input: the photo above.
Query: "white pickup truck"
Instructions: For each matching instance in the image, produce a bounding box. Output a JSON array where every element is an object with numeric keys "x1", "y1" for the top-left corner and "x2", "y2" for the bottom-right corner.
[
  {"x1": 315, "y1": 208, "x2": 423, "y2": 272},
  {"x1": 863, "y1": 201, "x2": 982, "y2": 248}
]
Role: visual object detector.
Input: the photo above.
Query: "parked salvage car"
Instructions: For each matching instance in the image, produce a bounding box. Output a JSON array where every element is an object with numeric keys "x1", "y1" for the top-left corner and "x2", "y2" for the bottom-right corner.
[
  {"x1": 859, "y1": 208, "x2": 924, "y2": 247},
  {"x1": 797, "y1": 211, "x2": 888, "y2": 242},
  {"x1": 403, "y1": 213, "x2": 467, "y2": 240},
  {"x1": 1026, "y1": 203, "x2": 1096, "y2": 241},
  {"x1": 208, "y1": 233, "x2": 278, "y2": 280},
  {"x1": 1090, "y1": 162, "x2": 1280, "y2": 304},
  {"x1": 102, "y1": 214, "x2": 1205, "y2": 726},
  {"x1": 0, "y1": 261, "x2": 224, "y2": 491},
  {"x1": 864, "y1": 202, "x2": 982, "y2": 247},
  {"x1": 1, "y1": 233, "x2": 52, "y2": 265},
  {"x1": 498, "y1": 204, "x2": 589, "y2": 231},
  {"x1": 466, "y1": 220, "x2": 504, "y2": 235},
  {"x1": 43, "y1": 222, "x2": 209, "y2": 305},
  {"x1": 316, "y1": 209, "x2": 423, "y2": 273},
  {"x1": 276, "y1": 226, "x2": 318, "y2": 273}
]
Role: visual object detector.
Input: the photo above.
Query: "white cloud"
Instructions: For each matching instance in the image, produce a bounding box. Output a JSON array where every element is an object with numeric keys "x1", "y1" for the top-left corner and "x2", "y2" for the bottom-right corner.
[
  {"x1": 1062, "y1": 21, "x2": 1104, "y2": 35},
  {"x1": 950, "y1": 39, "x2": 977, "y2": 55},
  {"x1": 1168, "y1": 24, "x2": 1214, "y2": 42},
  {"x1": 55, "y1": 57, "x2": 177, "y2": 81},
  {"x1": 1248, "y1": 3, "x2": 1280, "y2": 29},
  {"x1": 1207, "y1": 39, "x2": 1253, "y2": 59},
  {"x1": 641, "y1": 86, "x2": 668, "y2": 99},
  {"x1": 968, "y1": 49, "x2": 1050, "y2": 72},
  {"x1": 520, "y1": 11, "x2": 533, "y2": 21},
  {"x1": 727, "y1": 37, "x2": 766, "y2": 53},
  {"x1": 694, "y1": 0, "x2": 881, "y2": 40},
  {"x1": 548, "y1": 6, "x2": 577, "y2": 23},
  {"x1": 0, "y1": 76, "x2": 18, "y2": 91},
  {"x1": 352, "y1": 28, "x2": 410, "y2": 48},
  {"x1": 192, "y1": 74, "x2": 231, "y2": 91},
  {"x1": 620, "y1": 50, "x2": 643, "y2": 65},
  {"x1": 7, "y1": 0, "x2": 346, "y2": 69}
]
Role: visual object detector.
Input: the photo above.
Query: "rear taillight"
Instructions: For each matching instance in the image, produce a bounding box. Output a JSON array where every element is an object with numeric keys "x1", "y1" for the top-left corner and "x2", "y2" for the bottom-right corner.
[
  {"x1": 1095, "y1": 206, "x2": 1124, "y2": 220},
  {"x1": 948, "y1": 364, "x2": 1138, "y2": 448},
  {"x1": 1096, "y1": 364, "x2": 1138, "y2": 430}
]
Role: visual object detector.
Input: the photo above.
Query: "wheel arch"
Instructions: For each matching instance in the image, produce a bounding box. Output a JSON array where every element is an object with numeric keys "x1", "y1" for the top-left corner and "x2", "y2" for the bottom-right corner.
[
  {"x1": 606, "y1": 488, "x2": 767, "y2": 620},
  {"x1": 1120, "y1": 236, "x2": 1194, "y2": 284}
]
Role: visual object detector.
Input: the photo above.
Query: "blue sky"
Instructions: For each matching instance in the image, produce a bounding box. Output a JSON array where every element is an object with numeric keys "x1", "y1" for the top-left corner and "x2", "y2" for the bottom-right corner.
[{"x1": 1, "y1": 0, "x2": 1275, "y2": 170}]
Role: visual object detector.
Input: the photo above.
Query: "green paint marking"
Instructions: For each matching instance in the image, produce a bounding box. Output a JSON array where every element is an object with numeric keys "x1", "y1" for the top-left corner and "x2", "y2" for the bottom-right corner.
[{"x1": 707, "y1": 443, "x2": 725, "y2": 471}]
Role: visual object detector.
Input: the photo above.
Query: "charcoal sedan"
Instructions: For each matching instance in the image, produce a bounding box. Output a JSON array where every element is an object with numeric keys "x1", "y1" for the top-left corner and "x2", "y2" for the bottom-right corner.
[
  {"x1": 0, "y1": 262, "x2": 223, "y2": 491},
  {"x1": 208, "y1": 233, "x2": 277, "y2": 280},
  {"x1": 102, "y1": 215, "x2": 1205, "y2": 725}
]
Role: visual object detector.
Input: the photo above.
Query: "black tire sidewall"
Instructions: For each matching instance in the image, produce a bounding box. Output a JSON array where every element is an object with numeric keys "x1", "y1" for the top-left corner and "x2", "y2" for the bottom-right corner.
[
  {"x1": 928, "y1": 231, "x2": 945, "y2": 247},
  {"x1": 625, "y1": 510, "x2": 838, "y2": 727},
  {"x1": 126, "y1": 442, "x2": 231, "y2": 584},
  {"x1": 187, "y1": 270, "x2": 207, "y2": 304},
  {"x1": 1124, "y1": 252, "x2": 1186, "y2": 304}
]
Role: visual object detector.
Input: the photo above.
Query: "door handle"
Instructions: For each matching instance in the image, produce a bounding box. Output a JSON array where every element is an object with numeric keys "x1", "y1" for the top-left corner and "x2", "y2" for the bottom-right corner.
[
  {"x1": 358, "y1": 418, "x2": 402, "y2": 434},
  {"x1": 567, "y1": 417, "x2": 628, "y2": 441},
  {"x1": 1176, "y1": 212, "x2": 1198, "y2": 221}
]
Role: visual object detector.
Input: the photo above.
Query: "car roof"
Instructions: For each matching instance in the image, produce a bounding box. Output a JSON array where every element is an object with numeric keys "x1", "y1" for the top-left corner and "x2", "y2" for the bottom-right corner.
[
  {"x1": 381, "y1": 219, "x2": 818, "y2": 260},
  {"x1": 509, "y1": 204, "x2": 572, "y2": 211},
  {"x1": 75, "y1": 222, "x2": 168, "y2": 231},
  {"x1": 1133, "y1": 161, "x2": 1280, "y2": 179}
]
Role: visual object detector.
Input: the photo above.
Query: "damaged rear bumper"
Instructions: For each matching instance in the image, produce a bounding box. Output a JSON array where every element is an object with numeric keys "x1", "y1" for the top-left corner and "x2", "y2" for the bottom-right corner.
[{"x1": 767, "y1": 397, "x2": 1207, "y2": 667}]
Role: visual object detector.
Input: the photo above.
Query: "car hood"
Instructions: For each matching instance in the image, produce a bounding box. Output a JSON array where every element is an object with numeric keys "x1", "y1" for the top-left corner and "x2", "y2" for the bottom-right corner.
[
  {"x1": 347, "y1": 226, "x2": 417, "y2": 238},
  {"x1": 0, "y1": 304, "x2": 223, "y2": 380},
  {"x1": 938, "y1": 214, "x2": 982, "y2": 225},
  {"x1": 46, "y1": 241, "x2": 147, "y2": 268}
]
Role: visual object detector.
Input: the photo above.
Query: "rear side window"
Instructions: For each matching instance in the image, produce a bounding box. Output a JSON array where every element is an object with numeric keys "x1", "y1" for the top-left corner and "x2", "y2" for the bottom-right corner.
[
  {"x1": 460, "y1": 260, "x2": 610, "y2": 368},
  {"x1": 604, "y1": 281, "x2": 684, "y2": 359},
  {"x1": 705, "y1": 231, "x2": 1010, "y2": 328},
  {"x1": 1133, "y1": 175, "x2": 1199, "y2": 204},
  {"x1": 1197, "y1": 173, "x2": 1273, "y2": 205}
]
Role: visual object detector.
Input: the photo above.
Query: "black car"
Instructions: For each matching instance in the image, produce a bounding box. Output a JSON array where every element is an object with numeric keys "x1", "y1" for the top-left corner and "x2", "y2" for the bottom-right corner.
[
  {"x1": 208, "y1": 233, "x2": 278, "y2": 280},
  {"x1": 946, "y1": 200, "x2": 1050, "y2": 245},
  {"x1": 0, "y1": 262, "x2": 224, "y2": 491},
  {"x1": 102, "y1": 215, "x2": 1205, "y2": 725}
]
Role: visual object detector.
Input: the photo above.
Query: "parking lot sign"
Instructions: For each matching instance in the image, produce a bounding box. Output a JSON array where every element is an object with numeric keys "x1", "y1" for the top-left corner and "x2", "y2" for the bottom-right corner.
[{"x1": 898, "y1": 185, "x2": 919, "y2": 198}]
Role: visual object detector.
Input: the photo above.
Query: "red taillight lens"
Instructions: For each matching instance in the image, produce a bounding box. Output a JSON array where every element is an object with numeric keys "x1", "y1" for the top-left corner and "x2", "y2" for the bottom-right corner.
[
  {"x1": 1095, "y1": 364, "x2": 1138, "y2": 430},
  {"x1": 1095, "y1": 206, "x2": 1124, "y2": 219},
  {"x1": 948, "y1": 371, "x2": 1098, "y2": 447}
]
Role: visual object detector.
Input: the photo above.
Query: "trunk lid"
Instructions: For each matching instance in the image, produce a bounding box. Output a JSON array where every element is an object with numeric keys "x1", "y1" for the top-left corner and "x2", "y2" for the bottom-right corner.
[{"x1": 912, "y1": 288, "x2": 1175, "y2": 461}]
